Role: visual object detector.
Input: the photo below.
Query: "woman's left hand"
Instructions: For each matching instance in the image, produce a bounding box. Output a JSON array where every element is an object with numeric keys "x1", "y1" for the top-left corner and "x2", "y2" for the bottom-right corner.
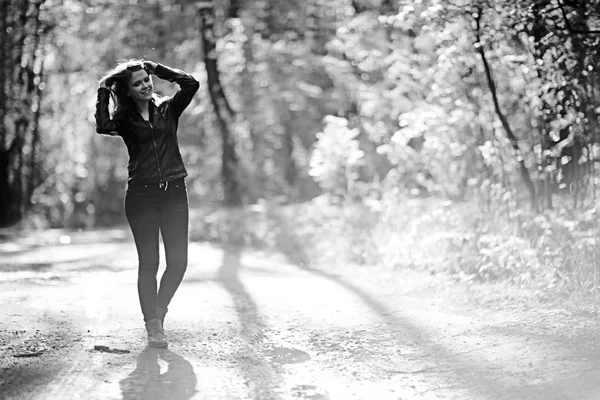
[{"x1": 144, "y1": 61, "x2": 158, "y2": 74}]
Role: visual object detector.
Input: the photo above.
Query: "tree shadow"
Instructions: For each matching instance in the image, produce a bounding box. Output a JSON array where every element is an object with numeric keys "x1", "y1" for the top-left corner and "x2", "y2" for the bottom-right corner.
[
  {"x1": 0, "y1": 312, "x2": 88, "y2": 398},
  {"x1": 120, "y1": 347, "x2": 197, "y2": 400},
  {"x1": 0, "y1": 226, "x2": 133, "y2": 260},
  {"x1": 217, "y1": 245, "x2": 283, "y2": 399},
  {"x1": 0, "y1": 228, "x2": 137, "y2": 278},
  {"x1": 271, "y1": 219, "x2": 545, "y2": 399},
  {"x1": 281, "y1": 233, "x2": 600, "y2": 399},
  {"x1": 298, "y1": 263, "x2": 515, "y2": 391},
  {"x1": 515, "y1": 366, "x2": 600, "y2": 399},
  {"x1": 0, "y1": 259, "x2": 130, "y2": 274}
]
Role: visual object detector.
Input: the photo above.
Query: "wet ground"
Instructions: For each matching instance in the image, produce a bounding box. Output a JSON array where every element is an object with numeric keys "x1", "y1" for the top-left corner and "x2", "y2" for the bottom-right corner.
[{"x1": 2, "y1": 228, "x2": 600, "y2": 399}]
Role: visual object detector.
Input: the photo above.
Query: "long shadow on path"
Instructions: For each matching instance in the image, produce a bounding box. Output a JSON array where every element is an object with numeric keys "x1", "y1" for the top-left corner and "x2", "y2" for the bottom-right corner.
[
  {"x1": 218, "y1": 246, "x2": 284, "y2": 399},
  {"x1": 275, "y1": 220, "x2": 600, "y2": 399},
  {"x1": 0, "y1": 313, "x2": 83, "y2": 399}
]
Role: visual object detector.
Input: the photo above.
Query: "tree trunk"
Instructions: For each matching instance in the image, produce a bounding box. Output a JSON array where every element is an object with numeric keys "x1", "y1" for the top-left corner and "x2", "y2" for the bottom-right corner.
[
  {"x1": 23, "y1": 0, "x2": 44, "y2": 205},
  {"x1": 0, "y1": 0, "x2": 49, "y2": 226},
  {"x1": 0, "y1": 138, "x2": 19, "y2": 226},
  {"x1": 239, "y1": 8, "x2": 259, "y2": 158},
  {"x1": 228, "y1": 0, "x2": 241, "y2": 18},
  {"x1": 529, "y1": 0, "x2": 555, "y2": 210},
  {"x1": 473, "y1": 6, "x2": 538, "y2": 211},
  {"x1": 198, "y1": 1, "x2": 243, "y2": 207},
  {"x1": 0, "y1": 0, "x2": 7, "y2": 149},
  {"x1": 28, "y1": 58, "x2": 44, "y2": 201},
  {"x1": 282, "y1": 122, "x2": 297, "y2": 189},
  {"x1": 0, "y1": 1, "x2": 11, "y2": 226}
]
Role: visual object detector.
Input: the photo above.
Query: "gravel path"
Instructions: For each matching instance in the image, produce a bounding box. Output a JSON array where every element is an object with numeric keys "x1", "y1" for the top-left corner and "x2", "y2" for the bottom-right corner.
[{"x1": 1, "y1": 228, "x2": 600, "y2": 399}]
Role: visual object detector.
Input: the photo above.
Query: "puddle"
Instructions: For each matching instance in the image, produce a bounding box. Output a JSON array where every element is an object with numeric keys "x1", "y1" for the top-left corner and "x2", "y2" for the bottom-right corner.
[
  {"x1": 268, "y1": 346, "x2": 311, "y2": 364},
  {"x1": 290, "y1": 384, "x2": 329, "y2": 399}
]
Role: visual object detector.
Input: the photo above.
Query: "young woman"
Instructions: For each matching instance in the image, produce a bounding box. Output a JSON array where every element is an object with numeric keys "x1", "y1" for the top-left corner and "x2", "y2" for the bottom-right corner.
[{"x1": 95, "y1": 59, "x2": 199, "y2": 347}]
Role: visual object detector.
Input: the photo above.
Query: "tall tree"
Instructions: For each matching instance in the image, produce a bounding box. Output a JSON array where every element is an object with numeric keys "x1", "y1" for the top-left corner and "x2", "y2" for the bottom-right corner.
[
  {"x1": 0, "y1": 0, "x2": 50, "y2": 226},
  {"x1": 472, "y1": 4, "x2": 537, "y2": 210},
  {"x1": 197, "y1": 0, "x2": 244, "y2": 207}
]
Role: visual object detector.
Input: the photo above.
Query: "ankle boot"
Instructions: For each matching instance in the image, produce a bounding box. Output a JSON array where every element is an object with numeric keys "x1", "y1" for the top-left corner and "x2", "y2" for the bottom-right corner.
[
  {"x1": 145, "y1": 318, "x2": 168, "y2": 348},
  {"x1": 157, "y1": 307, "x2": 168, "y2": 326}
]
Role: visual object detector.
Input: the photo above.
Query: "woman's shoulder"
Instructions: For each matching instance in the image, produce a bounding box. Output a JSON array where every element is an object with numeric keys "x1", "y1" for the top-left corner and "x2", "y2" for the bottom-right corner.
[
  {"x1": 152, "y1": 93, "x2": 170, "y2": 107},
  {"x1": 112, "y1": 110, "x2": 136, "y2": 126}
]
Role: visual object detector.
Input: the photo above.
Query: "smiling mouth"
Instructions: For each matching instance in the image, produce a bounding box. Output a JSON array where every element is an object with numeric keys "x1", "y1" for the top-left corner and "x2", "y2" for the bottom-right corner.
[{"x1": 141, "y1": 89, "x2": 152, "y2": 95}]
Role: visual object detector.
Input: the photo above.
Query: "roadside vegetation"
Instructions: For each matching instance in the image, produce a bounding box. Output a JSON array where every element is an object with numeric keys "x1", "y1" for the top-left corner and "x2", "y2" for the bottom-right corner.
[{"x1": 189, "y1": 192, "x2": 600, "y2": 302}]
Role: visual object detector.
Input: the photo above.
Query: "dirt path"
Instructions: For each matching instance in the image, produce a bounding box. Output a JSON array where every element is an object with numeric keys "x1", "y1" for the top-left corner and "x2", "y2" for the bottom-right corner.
[{"x1": 1, "y1": 228, "x2": 600, "y2": 400}]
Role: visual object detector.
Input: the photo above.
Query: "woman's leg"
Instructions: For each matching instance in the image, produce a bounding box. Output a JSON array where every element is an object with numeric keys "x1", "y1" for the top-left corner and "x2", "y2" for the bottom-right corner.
[
  {"x1": 157, "y1": 179, "x2": 189, "y2": 312},
  {"x1": 125, "y1": 186, "x2": 161, "y2": 322}
]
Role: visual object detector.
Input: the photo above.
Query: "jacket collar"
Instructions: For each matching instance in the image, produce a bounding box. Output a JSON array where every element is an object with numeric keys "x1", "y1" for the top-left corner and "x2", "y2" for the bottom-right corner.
[{"x1": 133, "y1": 98, "x2": 156, "y2": 123}]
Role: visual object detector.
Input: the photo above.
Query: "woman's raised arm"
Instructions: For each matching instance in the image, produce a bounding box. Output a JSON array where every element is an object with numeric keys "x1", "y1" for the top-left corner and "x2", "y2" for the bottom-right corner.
[
  {"x1": 94, "y1": 79, "x2": 120, "y2": 136},
  {"x1": 151, "y1": 63, "x2": 200, "y2": 119}
]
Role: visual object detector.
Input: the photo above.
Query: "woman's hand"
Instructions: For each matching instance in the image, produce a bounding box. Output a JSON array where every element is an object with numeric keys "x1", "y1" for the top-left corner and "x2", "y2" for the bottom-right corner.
[
  {"x1": 144, "y1": 61, "x2": 158, "y2": 74},
  {"x1": 98, "y1": 77, "x2": 111, "y2": 90}
]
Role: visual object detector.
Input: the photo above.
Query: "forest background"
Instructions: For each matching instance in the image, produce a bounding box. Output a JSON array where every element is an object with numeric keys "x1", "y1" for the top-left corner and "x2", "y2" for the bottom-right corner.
[{"x1": 2, "y1": 0, "x2": 600, "y2": 301}]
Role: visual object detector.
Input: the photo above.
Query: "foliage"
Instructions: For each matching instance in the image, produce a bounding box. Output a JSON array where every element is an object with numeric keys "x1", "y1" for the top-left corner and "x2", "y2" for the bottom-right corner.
[
  {"x1": 190, "y1": 192, "x2": 600, "y2": 301},
  {"x1": 309, "y1": 116, "x2": 364, "y2": 197},
  {"x1": 4, "y1": 0, "x2": 600, "y2": 298}
]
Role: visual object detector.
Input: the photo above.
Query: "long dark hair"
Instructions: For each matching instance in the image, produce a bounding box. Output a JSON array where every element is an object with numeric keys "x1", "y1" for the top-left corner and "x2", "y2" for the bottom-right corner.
[{"x1": 99, "y1": 59, "x2": 150, "y2": 120}]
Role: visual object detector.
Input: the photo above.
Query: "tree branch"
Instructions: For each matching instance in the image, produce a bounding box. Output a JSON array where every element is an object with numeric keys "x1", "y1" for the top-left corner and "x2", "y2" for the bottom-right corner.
[
  {"x1": 472, "y1": 4, "x2": 538, "y2": 210},
  {"x1": 557, "y1": 0, "x2": 600, "y2": 35}
]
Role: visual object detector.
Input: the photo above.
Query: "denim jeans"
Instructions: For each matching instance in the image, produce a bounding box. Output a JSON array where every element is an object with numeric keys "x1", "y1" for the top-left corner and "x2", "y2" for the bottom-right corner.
[{"x1": 125, "y1": 178, "x2": 189, "y2": 322}]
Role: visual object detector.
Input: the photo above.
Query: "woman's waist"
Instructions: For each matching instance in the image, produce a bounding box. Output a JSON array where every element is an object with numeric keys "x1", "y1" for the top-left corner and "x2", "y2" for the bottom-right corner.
[{"x1": 127, "y1": 175, "x2": 186, "y2": 189}]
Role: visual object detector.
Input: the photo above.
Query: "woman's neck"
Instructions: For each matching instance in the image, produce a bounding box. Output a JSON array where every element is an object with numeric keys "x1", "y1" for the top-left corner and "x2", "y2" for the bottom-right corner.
[
  {"x1": 134, "y1": 99, "x2": 149, "y2": 113},
  {"x1": 134, "y1": 99, "x2": 150, "y2": 120}
]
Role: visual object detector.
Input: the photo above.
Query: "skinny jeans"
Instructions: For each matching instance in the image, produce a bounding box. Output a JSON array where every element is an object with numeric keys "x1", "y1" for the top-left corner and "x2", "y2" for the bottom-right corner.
[{"x1": 125, "y1": 178, "x2": 189, "y2": 322}]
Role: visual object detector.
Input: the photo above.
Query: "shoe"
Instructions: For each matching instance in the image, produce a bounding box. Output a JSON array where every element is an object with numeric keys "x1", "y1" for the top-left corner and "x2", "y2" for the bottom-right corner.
[
  {"x1": 145, "y1": 318, "x2": 168, "y2": 348},
  {"x1": 157, "y1": 306, "x2": 168, "y2": 327}
]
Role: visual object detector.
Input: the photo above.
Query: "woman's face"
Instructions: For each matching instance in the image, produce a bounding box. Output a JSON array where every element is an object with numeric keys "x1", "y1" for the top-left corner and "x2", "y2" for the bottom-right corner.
[{"x1": 128, "y1": 69, "x2": 153, "y2": 102}]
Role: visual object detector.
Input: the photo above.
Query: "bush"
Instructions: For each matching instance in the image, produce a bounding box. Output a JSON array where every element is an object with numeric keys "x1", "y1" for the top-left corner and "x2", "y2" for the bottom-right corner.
[{"x1": 187, "y1": 185, "x2": 600, "y2": 301}]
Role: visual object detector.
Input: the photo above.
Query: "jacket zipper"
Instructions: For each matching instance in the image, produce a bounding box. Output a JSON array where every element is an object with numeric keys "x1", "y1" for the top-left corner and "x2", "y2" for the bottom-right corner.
[{"x1": 148, "y1": 121, "x2": 165, "y2": 189}]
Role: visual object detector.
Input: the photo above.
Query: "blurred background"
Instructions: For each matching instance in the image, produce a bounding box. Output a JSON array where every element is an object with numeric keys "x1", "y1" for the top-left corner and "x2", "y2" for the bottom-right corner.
[{"x1": 2, "y1": 0, "x2": 600, "y2": 299}]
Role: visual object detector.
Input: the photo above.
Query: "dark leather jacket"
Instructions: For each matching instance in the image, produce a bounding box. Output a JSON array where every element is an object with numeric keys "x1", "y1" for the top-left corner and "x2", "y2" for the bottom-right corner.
[{"x1": 95, "y1": 64, "x2": 200, "y2": 184}]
